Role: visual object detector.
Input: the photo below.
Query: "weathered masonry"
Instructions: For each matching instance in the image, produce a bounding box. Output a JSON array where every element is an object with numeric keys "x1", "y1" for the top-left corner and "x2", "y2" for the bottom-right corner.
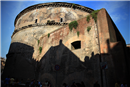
[{"x1": 2, "y1": 2, "x2": 130, "y2": 87}]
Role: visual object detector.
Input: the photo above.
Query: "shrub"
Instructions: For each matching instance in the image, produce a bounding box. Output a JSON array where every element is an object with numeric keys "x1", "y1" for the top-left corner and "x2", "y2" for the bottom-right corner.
[
  {"x1": 72, "y1": 3, "x2": 76, "y2": 9},
  {"x1": 72, "y1": 3, "x2": 75, "y2": 6},
  {"x1": 47, "y1": 20, "x2": 50, "y2": 23},
  {"x1": 39, "y1": 47, "x2": 42, "y2": 54},
  {"x1": 91, "y1": 10, "x2": 100, "y2": 23},
  {"x1": 77, "y1": 31, "x2": 80, "y2": 37},
  {"x1": 69, "y1": 21, "x2": 78, "y2": 31},
  {"x1": 38, "y1": 40, "x2": 40, "y2": 45},
  {"x1": 86, "y1": 15, "x2": 90, "y2": 22},
  {"x1": 87, "y1": 26, "x2": 91, "y2": 32},
  {"x1": 48, "y1": 33, "x2": 50, "y2": 38}
]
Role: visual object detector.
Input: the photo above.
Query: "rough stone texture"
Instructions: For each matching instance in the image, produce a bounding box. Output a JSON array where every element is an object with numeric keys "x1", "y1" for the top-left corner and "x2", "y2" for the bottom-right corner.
[
  {"x1": 38, "y1": 16, "x2": 99, "y2": 62},
  {"x1": 15, "y1": 7, "x2": 89, "y2": 30},
  {"x1": 11, "y1": 25, "x2": 63, "y2": 59},
  {"x1": 2, "y1": 3, "x2": 130, "y2": 87}
]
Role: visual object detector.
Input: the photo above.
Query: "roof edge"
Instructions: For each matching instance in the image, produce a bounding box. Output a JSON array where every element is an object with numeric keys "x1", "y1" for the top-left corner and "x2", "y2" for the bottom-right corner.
[{"x1": 14, "y1": 2, "x2": 94, "y2": 26}]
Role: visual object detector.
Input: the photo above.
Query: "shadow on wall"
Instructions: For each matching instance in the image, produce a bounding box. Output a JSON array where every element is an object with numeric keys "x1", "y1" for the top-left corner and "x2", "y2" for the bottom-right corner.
[
  {"x1": 2, "y1": 42, "x2": 37, "y2": 80},
  {"x1": 106, "y1": 39, "x2": 129, "y2": 87},
  {"x1": 97, "y1": 39, "x2": 129, "y2": 87},
  {"x1": 37, "y1": 40, "x2": 101, "y2": 87},
  {"x1": 37, "y1": 39, "x2": 129, "y2": 87},
  {"x1": 2, "y1": 41, "x2": 101, "y2": 87},
  {"x1": 2, "y1": 39, "x2": 129, "y2": 87}
]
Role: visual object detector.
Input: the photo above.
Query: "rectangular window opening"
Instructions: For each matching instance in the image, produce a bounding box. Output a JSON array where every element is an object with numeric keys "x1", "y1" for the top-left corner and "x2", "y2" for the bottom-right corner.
[
  {"x1": 71, "y1": 41, "x2": 81, "y2": 50},
  {"x1": 35, "y1": 19, "x2": 37, "y2": 23}
]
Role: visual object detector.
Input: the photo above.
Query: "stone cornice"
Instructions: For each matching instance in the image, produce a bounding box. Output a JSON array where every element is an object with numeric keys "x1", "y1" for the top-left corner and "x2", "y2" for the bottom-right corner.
[
  {"x1": 14, "y1": 2, "x2": 94, "y2": 26},
  {"x1": 12, "y1": 22, "x2": 68, "y2": 38}
]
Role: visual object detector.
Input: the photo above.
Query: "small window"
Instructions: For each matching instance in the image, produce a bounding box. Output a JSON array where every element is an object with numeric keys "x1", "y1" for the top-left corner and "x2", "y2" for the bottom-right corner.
[
  {"x1": 35, "y1": 19, "x2": 37, "y2": 23},
  {"x1": 71, "y1": 41, "x2": 81, "y2": 50},
  {"x1": 60, "y1": 18, "x2": 63, "y2": 22}
]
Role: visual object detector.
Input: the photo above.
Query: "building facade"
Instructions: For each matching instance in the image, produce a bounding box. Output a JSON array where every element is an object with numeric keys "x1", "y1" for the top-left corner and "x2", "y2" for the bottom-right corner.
[
  {"x1": 2, "y1": 2, "x2": 130, "y2": 87},
  {"x1": 1, "y1": 57, "x2": 6, "y2": 75}
]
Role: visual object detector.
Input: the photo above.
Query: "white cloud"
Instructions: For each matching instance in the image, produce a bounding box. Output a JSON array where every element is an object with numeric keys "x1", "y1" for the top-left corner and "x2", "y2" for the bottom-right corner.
[
  {"x1": 111, "y1": 13, "x2": 128, "y2": 23},
  {"x1": 111, "y1": 14, "x2": 120, "y2": 23},
  {"x1": 97, "y1": 2, "x2": 126, "y2": 14},
  {"x1": 96, "y1": 2, "x2": 127, "y2": 23}
]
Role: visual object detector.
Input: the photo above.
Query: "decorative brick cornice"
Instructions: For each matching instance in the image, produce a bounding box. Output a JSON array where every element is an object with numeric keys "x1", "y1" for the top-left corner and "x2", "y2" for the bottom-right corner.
[
  {"x1": 12, "y1": 22, "x2": 68, "y2": 38},
  {"x1": 14, "y1": 2, "x2": 94, "y2": 26}
]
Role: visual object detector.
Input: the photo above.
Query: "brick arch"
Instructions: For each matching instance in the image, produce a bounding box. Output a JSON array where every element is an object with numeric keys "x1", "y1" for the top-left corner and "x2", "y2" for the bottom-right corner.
[
  {"x1": 62, "y1": 72, "x2": 89, "y2": 87},
  {"x1": 40, "y1": 73, "x2": 56, "y2": 87},
  {"x1": 64, "y1": 35, "x2": 86, "y2": 49}
]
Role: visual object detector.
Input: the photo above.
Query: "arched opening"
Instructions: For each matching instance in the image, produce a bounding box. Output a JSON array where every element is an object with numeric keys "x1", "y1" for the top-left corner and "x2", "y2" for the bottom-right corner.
[{"x1": 71, "y1": 41, "x2": 81, "y2": 50}]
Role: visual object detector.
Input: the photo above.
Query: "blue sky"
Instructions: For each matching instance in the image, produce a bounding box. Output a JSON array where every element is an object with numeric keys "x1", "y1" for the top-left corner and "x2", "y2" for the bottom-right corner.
[{"x1": 1, "y1": 1, "x2": 130, "y2": 58}]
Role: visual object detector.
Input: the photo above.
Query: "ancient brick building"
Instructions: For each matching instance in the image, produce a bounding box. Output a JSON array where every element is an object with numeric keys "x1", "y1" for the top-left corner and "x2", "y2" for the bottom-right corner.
[
  {"x1": 2, "y1": 2, "x2": 130, "y2": 87},
  {"x1": 1, "y1": 57, "x2": 6, "y2": 75}
]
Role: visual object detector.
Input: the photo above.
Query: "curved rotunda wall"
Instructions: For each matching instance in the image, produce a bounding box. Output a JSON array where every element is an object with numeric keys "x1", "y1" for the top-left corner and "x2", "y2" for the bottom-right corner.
[
  {"x1": 14, "y1": 2, "x2": 93, "y2": 30},
  {"x1": 11, "y1": 2, "x2": 94, "y2": 60},
  {"x1": 16, "y1": 7, "x2": 88, "y2": 29}
]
